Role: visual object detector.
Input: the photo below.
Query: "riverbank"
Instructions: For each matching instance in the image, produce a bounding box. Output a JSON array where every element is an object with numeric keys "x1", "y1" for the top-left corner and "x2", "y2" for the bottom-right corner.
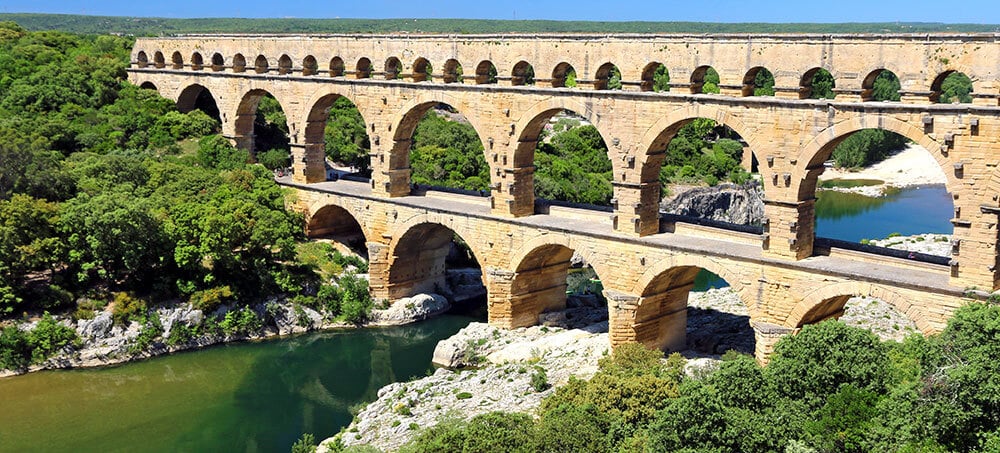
[
  {"x1": 818, "y1": 144, "x2": 946, "y2": 196},
  {"x1": 324, "y1": 285, "x2": 919, "y2": 451}
]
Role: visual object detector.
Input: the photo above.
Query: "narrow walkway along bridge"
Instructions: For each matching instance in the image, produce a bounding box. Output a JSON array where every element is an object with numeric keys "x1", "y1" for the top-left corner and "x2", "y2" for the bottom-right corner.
[{"x1": 129, "y1": 33, "x2": 1000, "y2": 360}]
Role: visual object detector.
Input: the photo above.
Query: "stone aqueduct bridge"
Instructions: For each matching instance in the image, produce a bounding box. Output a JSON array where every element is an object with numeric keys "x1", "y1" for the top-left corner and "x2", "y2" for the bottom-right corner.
[{"x1": 129, "y1": 33, "x2": 1000, "y2": 360}]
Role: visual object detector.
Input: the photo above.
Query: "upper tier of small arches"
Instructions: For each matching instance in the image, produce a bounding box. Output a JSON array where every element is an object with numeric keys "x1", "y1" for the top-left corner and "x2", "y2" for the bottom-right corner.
[{"x1": 132, "y1": 40, "x2": 996, "y2": 104}]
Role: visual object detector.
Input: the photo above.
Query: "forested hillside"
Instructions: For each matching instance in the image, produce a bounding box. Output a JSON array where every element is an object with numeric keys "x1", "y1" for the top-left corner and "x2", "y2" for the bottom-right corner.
[{"x1": 2, "y1": 13, "x2": 997, "y2": 35}]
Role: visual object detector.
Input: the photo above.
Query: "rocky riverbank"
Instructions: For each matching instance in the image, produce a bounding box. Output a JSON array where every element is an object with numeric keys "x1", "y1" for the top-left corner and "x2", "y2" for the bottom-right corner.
[
  {"x1": 322, "y1": 285, "x2": 919, "y2": 451},
  {"x1": 819, "y1": 144, "x2": 947, "y2": 196}
]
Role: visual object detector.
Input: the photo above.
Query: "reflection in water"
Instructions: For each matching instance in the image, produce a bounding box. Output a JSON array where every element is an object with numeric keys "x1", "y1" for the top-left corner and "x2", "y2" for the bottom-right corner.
[
  {"x1": 815, "y1": 185, "x2": 953, "y2": 242},
  {"x1": 0, "y1": 315, "x2": 475, "y2": 453}
]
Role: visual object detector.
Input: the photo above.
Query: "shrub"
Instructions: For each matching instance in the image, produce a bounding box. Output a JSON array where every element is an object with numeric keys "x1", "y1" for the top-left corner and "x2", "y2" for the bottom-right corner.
[
  {"x1": 112, "y1": 292, "x2": 147, "y2": 325},
  {"x1": 530, "y1": 367, "x2": 550, "y2": 392},
  {"x1": 219, "y1": 307, "x2": 262, "y2": 337},
  {"x1": 165, "y1": 323, "x2": 195, "y2": 346},
  {"x1": 455, "y1": 392, "x2": 473, "y2": 400},
  {"x1": 188, "y1": 286, "x2": 233, "y2": 312},
  {"x1": 461, "y1": 412, "x2": 536, "y2": 453},
  {"x1": 536, "y1": 403, "x2": 613, "y2": 452},
  {"x1": 27, "y1": 312, "x2": 80, "y2": 363},
  {"x1": 317, "y1": 284, "x2": 342, "y2": 315},
  {"x1": 291, "y1": 433, "x2": 316, "y2": 453},
  {"x1": 339, "y1": 273, "x2": 372, "y2": 324},
  {"x1": 128, "y1": 312, "x2": 163, "y2": 354},
  {"x1": 0, "y1": 326, "x2": 31, "y2": 370}
]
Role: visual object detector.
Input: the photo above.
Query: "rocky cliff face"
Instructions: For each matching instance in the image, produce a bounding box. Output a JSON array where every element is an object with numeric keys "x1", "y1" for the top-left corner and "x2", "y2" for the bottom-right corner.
[{"x1": 661, "y1": 181, "x2": 765, "y2": 226}]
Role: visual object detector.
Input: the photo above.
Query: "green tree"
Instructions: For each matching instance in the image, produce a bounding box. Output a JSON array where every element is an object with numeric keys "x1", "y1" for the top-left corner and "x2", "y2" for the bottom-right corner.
[{"x1": 939, "y1": 72, "x2": 973, "y2": 103}]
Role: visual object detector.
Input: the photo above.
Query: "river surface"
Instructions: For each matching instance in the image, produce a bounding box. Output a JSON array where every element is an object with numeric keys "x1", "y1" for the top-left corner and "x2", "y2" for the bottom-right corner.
[
  {"x1": 0, "y1": 186, "x2": 951, "y2": 452},
  {"x1": 0, "y1": 315, "x2": 477, "y2": 453}
]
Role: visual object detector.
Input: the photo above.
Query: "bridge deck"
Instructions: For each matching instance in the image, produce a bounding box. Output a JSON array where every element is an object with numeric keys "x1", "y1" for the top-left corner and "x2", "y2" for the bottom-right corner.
[{"x1": 278, "y1": 177, "x2": 961, "y2": 298}]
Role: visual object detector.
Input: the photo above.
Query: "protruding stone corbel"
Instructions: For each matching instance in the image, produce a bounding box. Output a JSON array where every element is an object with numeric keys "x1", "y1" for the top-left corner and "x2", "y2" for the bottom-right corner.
[{"x1": 603, "y1": 289, "x2": 640, "y2": 310}]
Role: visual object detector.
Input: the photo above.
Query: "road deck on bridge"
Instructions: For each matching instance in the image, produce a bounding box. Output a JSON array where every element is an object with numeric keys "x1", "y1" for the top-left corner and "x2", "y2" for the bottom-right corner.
[{"x1": 277, "y1": 177, "x2": 961, "y2": 298}]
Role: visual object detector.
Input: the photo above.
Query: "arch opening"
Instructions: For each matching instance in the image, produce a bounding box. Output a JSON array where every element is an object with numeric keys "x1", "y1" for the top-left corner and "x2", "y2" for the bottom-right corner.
[
  {"x1": 512, "y1": 61, "x2": 535, "y2": 86},
  {"x1": 386, "y1": 223, "x2": 487, "y2": 316},
  {"x1": 176, "y1": 84, "x2": 222, "y2": 127},
  {"x1": 801, "y1": 67, "x2": 836, "y2": 99},
  {"x1": 508, "y1": 244, "x2": 606, "y2": 329},
  {"x1": 232, "y1": 54, "x2": 246, "y2": 73},
  {"x1": 139, "y1": 81, "x2": 157, "y2": 91},
  {"x1": 641, "y1": 62, "x2": 669, "y2": 92},
  {"x1": 931, "y1": 70, "x2": 973, "y2": 104},
  {"x1": 277, "y1": 54, "x2": 292, "y2": 75},
  {"x1": 551, "y1": 62, "x2": 577, "y2": 88},
  {"x1": 254, "y1": 55, "x2": 269, "y2": 74},
  {"x1": 443, "y1": 59, "x2": 463, "y2": 83},
  {"x1": 637, "y1": 266, "x2": 753, "y2": 355},
  {"x1": 806, "y1": 128, "x2": 952, "y2": 259},
  {"x1": 306, "y1": 204, "x2": 367, "y2": 257},
  {"x1": 355, "y1": 58, "x2": 371, "y2": 79},
  {"x1": 475, "y1": 60, "x2": 497, "y2": 84},
  {"x1": 411, "y1": 57, "x2": 431, "y2": 82},
  {"x1": 171, "y1": 51, "x2": 183, "y2": 70},
  {"x1": 303, "y1": 56, "x2": 319, "y2": 76},
  {"x1": 190, "y1": 52, "x2": 204, "y2": 71},
  {"x1": 153, "y1": 51, "x2": 165, "y2": 69},
  {"x1": 136, "y1": 51, "x2": 148, "y2": 68},
  {"x1": 742, "y1": 66, "x2": 775, "y2": 96},
  {"x1": 795, "y1": 293, "x2": 920, "y2": 341},
  {"x1": 211, "y1": 53, "x2": 224, "y2": 71},
  {"x1": 234, "y1": 90, "x2": 290, "y2": 164},
  {"x1": 594, "y1": 63, "x2": 622, "y2": 90},
  {"x1": 329, "y1": 57, "x2": 345, "y2": 77},
  {"x1": 384, "y1": 57, "x2": 402, "y2": 80},
  {"x1": 304, "y1": 93, "x2": 372, "y2": 178},
  {"x1": 518, "y1": 109, "x2": 614, "y2": 206},
  {"x1": 404, "y1": 103, "x2": 489, "y2": 192},
  {"x1": 691, "y1": 65, "x2": 720, "y2": 94},
  {"x1": 861, "y1": 69, "x2": 901, "y2": 102}
]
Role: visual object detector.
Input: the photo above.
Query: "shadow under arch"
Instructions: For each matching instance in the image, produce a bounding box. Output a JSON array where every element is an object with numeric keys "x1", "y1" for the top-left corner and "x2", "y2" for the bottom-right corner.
[
  {"x1": 384, "y1": 219, "x2": 488, "y2": 301},
  {"x1": 504, "y1": 234, "x2": 610, "y2": 329},
  {"x1": 232, "y1": 88, "x2": 292, "y2": 155},
  {"x1": 138, "y1": 81, "x2": 158, "y2": 91},
  {"x1": 785, "y1": 281, "x2": 934, "y2": 334},
  {"x1": 305, "y1": 202, "x2": 369, "y2": 257},
  {"x1": 636, "y1": 104, "x2": 764, "y2": 185},
  {"x1": 175, "y1": 83, "x2": 222, "y2": 123},
  {"x1": 301, "y1": 88, "x2": 373, "y2": 175},
  {"x1": 629, "y1": 256, "x2": 757, "y2": 354}
]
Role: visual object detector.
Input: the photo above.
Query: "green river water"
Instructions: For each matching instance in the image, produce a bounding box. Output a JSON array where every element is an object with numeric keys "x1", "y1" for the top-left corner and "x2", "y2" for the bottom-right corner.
[{"x1": 0, "y1": 314, "x2": 476, "y2": 453}]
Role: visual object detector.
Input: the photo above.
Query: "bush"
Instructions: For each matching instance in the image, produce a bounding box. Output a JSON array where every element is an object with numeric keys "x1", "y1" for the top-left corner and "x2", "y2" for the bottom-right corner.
[
  {"x1": 339, "y1": 273, "x2": 372, "y2": 324},
  {"x1": 188, "y1": 286, "x2": 233, "y2": 312},
  {"x1": 536, "y1": 403, "x2": 613, "y2": 452},
  {"x1": 0, "y1": 326, "x2": 31, "y2": 370},
  {"x1": 128, "y1": 312, "x2": 163, "y2": 354},
  {"x1": 27, "y1": 312, "x2": 80, "y2": 363},
  {"x1": 530, "y1": 367, "x2": 550, "y2": 392},
  {"x1": 461, "y1": 412, "x2": 536, "y2": 453},
  {"x1": 112, "y1": 292, "x2": 147, "y2": 325},
  {"x1": 317, "y1": 284, "x2": 342, "y2": 316},
  {"x1": 455, "y1": 392, "x2": 473, "y2": 400},
  {"x1": 291, "y1": 433, "x2": 316, "y2": 453},
  {"x1": 219, "y1": 307, "x2": 262, "y2": 337}
]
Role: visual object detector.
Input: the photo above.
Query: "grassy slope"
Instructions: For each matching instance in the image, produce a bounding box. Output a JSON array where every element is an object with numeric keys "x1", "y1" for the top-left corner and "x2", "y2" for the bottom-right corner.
[{"x1": 1, "y1": 13, "x2": 997, "y2": 35}]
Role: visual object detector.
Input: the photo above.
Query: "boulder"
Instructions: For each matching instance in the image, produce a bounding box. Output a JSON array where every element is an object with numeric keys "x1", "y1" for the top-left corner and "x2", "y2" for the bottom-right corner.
[
  {"x1": 372, "y1": 293, "x2": 450, "y2": 325},
  {"x1": 77, "y1": 311, "x2": 113, "y2": 341}
]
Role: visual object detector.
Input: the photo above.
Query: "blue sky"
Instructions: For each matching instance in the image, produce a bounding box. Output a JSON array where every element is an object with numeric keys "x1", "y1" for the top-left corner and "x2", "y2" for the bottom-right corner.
[{"x1": 3, "y1": 0, "x2": 1000, "y2": 24}]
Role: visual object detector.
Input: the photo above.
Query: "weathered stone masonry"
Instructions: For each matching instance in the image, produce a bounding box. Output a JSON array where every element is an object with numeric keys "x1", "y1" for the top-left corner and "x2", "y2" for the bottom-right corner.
[{"x1": 129, "y1": 33, "x2": 1000, "y2": 360}]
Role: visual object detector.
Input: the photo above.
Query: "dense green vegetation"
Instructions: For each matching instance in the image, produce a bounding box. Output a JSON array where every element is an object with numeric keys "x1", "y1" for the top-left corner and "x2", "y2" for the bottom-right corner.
[
  {"x1": 410, "y1": 109, "x2": 489, "y2": 191},
  {"x1": 358, "y1": 302, "x2": 1000, "y2": 453},
  {"x1": 824, "y1": 71, "x2": 908, "y2": 168},
  {"x1": 0, "y1": 23, "x2": 381, "y2": 370},
  {"x1": 3, "y1": 13, "x2": 997, "y2": 35}
]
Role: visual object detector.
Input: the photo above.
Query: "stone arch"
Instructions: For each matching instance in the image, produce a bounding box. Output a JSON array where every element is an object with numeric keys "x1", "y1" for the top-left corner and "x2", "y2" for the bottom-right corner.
[
  {"x1": 691, "y1": 65, "x2": 718, "y2": 94},
  {"x1": 138, "y1": 81, "x2": 157, "y2": 91},
  {"x1": 211, "y1": 53, "x2": 224, "y2": 71},
  {"x1": 232, "y1": 53, "x2": 247, "y2": 73},
  {"x1": 861, "y1": 68, "x2": 900, "y2": 101},
  {"x1": 636, "y1": 104, "x2": 764, "y2": 184},
  {"x1": 175, "y1": 83, "x2": 221, "y2": 121},
  {"x1": 384, "y1": 57, "x2": 402, "y2": 80},
  {"x1": 793, "y1": 115, "x2": 953, "y2": 202},
  {"x1": 594, "y1": 62, "x2": 621, "y2": 90},
  {"x1": 742, "y1": 66, "x2": 775, "y2": 96},
  {"x1": 800, "y1": 67, "x2": 836, "y2": 99},
  {"x1": 136, "y1": 51, "x2": 148, "y2": 68},
  {"x1": 384, "y1": 216, "x2": 490, "y2": 300},
  {"x1": 632, "y1": 255, "x2": 748, "y2": 308},
  {"x1": 171, "y1": 51, "x2": 183, "y2": 69},
  {"x1": 551, "y1": 62, "x2": 576, "y2": 88},
  {"x1": 190, "y1": 52, "x2": 204, "y2": 71},
  {"x1": 641, "y1": 61, "x2": 668, "y2": 92},
  {"x1": 277, "y1": 54, "x2": 293, "y2": 75},
  {"x1": 302, "y1": 55, "x2": 319, "y2": 76},
  {"x1": 305, "y1": 200, "x2": 370, "y2": 244},
  {"x1": 232, "y1": 88, "x2": 292, "y2": 155},
  {"x1": 329, "y1": 57, "x2": 345, "y2": 77},
  {"x1": 512, "y1": 60, "x2": 535, "y2": 86},
  {"x1": 355, "y1": 57, "x2": 372, "y2": 79},
  {"x1": 442, "y1": 59, "x2": 463, "y2": 83},
  {"x1": 785, "y1": 281, "x2": 934, "y2": 334},
  {"x1": 930, "y1": 69, "x2": 973, "y2": 103},
  {"x1": 300, "y1": 88, "x2": 372, "y2": 176},
  {"x1": 475, "y1": 60, "x2": 497, "y2": 84},
  {"x1": 254, "y1": 55, "x2": 269, "y2": 74},
  {"x1": 502, "y1": 234, "x2": 610, "y2": 328},
  {"x1": 411, "y1": 57, "x2": 431, "y2": 82},
  {"x1": 153, "y1": 51, "x2": 165, "y2": 68}
]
